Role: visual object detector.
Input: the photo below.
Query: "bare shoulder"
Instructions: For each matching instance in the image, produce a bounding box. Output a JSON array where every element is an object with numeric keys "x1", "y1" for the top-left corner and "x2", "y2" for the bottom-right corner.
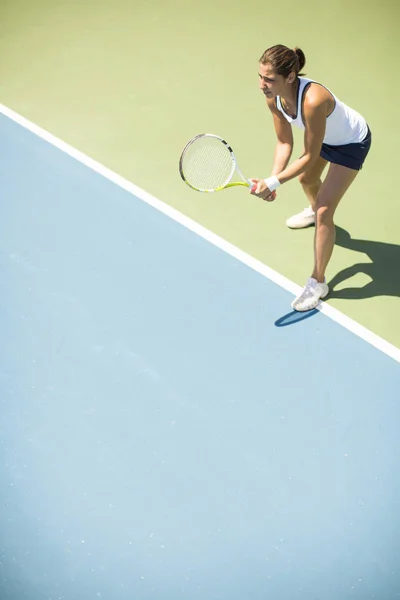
[{"x1": 303, "y1": 82, "x2": 334, "y2": 115}]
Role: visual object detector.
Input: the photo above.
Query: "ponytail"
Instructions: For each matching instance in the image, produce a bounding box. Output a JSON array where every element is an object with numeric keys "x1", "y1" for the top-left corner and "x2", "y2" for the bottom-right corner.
[{"x1": 293, "y1": 47, "x2": 306, "y2": 75}]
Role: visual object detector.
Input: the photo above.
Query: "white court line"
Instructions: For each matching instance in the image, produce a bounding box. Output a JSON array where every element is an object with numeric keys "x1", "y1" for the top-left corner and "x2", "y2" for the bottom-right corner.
[{"x1": 1, "y1": 102, "x2": 399, "y2": 365}]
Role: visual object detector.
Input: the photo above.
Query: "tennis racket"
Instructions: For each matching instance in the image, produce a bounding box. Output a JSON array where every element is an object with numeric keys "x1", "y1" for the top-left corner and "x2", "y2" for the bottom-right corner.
[{"x1": 179, "y1": 133, "x2": 276, "y2": 198}]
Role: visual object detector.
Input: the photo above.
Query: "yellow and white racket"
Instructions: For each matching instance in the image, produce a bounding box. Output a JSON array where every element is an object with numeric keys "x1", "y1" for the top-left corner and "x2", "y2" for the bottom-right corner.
[{"x1": 179, "y1": 133, "x2": 276, "y2": 197}]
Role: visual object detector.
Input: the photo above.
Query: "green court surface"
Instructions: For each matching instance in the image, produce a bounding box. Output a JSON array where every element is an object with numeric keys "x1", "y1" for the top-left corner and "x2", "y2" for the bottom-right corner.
[{"x1": 1, "y1": 0, "x2": 399, "y2": 349}]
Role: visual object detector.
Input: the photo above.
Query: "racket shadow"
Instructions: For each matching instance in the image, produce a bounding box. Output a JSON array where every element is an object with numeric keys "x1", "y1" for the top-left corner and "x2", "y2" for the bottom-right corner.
[{"x1": 274, "y1": 308, "x2": 319, "y2": 328}]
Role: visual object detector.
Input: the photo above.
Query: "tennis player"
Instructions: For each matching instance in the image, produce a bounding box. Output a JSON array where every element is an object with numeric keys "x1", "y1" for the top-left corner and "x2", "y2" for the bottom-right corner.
[{"x1": 250, "y1": 44, "x2": 371, "y2": 311}]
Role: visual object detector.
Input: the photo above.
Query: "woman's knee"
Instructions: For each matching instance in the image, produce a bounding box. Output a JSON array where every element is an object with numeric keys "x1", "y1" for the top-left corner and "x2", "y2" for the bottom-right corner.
[
  {"x1": 315, "y1": 203, "x2": 335, "y2": 225},
  {"x1": 298, "y1": 171, "x2": 320, "y2": 187}
]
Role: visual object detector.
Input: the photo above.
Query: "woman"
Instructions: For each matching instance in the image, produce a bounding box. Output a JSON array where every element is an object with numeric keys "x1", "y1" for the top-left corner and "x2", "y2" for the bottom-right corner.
[{"x1": 250, "y1": 44, "x2": 371, "y2": 311}]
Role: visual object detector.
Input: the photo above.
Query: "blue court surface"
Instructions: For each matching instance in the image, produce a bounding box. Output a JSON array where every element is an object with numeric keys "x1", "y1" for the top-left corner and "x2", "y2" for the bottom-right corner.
[{"x1": 1, "y1": 111, "x2": 400, "y2": 600}]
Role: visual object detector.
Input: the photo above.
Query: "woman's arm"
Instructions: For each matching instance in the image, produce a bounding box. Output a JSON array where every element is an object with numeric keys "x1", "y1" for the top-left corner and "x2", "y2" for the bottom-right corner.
[
  {"x1": 275, "y1": 97, "x2": 327, "y2": 183},
  {"x1": 252, "y1": 87, "x2": 329, "y2": 198},
  {"x1": 267, "y1": 97, "x2": 294, "y2": 175}
]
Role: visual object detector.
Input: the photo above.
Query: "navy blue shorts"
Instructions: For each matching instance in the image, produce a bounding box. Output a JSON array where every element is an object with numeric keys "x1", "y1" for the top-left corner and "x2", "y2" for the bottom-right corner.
[{"x1": 320, "y1": 126, "x2": 372, "y2": 171}]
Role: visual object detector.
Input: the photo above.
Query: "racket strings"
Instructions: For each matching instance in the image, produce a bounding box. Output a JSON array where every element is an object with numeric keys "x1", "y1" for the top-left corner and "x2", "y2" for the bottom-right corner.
[{"x1": 181, "y1": 137, "x2": 235, "y2": 191}]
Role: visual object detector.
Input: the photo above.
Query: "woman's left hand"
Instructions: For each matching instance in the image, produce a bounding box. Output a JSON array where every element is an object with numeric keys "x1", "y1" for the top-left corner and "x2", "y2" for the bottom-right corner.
[{"x1": 249, "y1": 179, "x2": 276, "y2": 201}]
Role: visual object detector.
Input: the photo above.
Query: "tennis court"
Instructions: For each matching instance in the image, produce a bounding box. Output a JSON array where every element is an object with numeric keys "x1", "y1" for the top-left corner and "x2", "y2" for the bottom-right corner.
[{"x1": 1, "y1": 1, "x2": 400, "y2": 599}]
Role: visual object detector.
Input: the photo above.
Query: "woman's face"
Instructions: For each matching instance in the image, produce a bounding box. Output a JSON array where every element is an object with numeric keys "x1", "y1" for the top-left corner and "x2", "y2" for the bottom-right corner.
[{"x1": 258, "y1": 63, "x2": 295, "y2": 98}]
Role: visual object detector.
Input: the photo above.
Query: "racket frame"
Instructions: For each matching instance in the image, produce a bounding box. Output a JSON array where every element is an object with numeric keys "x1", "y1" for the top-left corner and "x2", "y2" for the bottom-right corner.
[{"x1": 179, "y1": 133, "x2": 251, "y2": 193}]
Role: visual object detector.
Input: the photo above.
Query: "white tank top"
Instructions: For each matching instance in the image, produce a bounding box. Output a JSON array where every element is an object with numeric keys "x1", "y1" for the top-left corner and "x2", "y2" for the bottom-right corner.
[{"x1": 276, "y1": 77, "x2": 368, "y2": 146}]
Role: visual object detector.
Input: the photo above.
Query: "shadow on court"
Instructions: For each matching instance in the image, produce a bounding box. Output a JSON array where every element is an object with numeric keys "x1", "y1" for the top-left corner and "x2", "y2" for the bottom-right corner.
[
  {"x1": 275, "y1": 309, "x2": 319, "y2": 327},
  {"x1": 328, "y1": 226, "x2": 400, "y2": 300}
]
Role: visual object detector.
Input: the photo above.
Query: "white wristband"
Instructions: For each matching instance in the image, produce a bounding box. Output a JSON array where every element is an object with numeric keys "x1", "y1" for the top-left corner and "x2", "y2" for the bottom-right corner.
[{"x1": 264, "y1": 175, "x2": 281, "y2": 192}]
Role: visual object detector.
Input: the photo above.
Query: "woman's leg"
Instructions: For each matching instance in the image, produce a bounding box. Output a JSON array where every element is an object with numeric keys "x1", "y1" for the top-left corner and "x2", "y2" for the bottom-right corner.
[
  {"x1": 286, "y1": 156, "x2": 328, "y2": 228},
  {"x1": 312, "y1": 163, "x2": 359, "y2": 283},
  {"x1": 292, "y1": 162, "x2": 359, "y2": 311},
  {"x1": 298, "y1": 156, "x2": 328, "y2": 212}
]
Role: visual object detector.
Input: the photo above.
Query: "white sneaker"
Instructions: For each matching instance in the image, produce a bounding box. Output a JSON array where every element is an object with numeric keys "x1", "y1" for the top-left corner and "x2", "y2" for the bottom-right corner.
[
  {"x1": 286, "y1": 206, "x2": 315, "y2": 229},
  {"x1": 292, "y1": 277, "x2": 329, "y2": 311}
]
